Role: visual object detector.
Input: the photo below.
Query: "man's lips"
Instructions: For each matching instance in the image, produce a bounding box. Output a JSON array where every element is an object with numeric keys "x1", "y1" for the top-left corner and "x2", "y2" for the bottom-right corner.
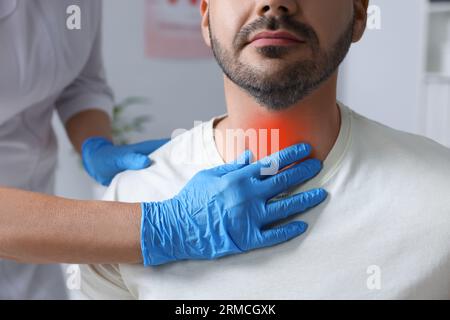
[{"x1": 249, "y1": 31, "x2": 305, "y2": 47}]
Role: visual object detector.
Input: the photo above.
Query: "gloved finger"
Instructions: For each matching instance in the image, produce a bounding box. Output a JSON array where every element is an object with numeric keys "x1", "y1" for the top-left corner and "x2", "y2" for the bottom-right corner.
[
  {"x1": 128, "y1": 139, "x2": 170, "y2": 155},
  {"x1": 259, "y1": 159, "x2": 322, "y2": 198},
  {"x1": 116, "y1": 153, "x2": 152, "y2": 170},
  {"x1": 258, "y1": 221, "x2": 308, "y2": 249},
  {"x1": 99, "y1": 176, "x2": 113, "y2": 187},
  {"x1": 209, "y1": 150, "x2": 253, "y2": 176},
  {"x1": 243, "y1": 143, "x2": 312, "y2": 177},
  {"x1": 262, "y1": 189, "x2": 327, "y2": 226}
]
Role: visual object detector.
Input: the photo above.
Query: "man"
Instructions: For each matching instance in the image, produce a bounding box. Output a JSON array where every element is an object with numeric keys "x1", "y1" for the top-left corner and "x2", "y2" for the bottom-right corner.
[
  {"x1": 1, "y1": 0, "x2": 327, "y2": 300},
  {"x1": 80, "y1": 0, "x2": 450, "y2": 299}
]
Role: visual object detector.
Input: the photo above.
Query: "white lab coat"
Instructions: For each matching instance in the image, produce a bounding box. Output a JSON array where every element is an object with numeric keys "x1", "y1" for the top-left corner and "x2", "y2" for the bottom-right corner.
[{"x1": 0, "y1": 0, "x2": 113, "y2": 299}]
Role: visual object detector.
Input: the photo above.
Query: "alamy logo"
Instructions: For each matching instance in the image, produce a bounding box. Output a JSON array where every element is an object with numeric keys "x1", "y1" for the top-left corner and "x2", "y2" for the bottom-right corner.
[
  {"x1": 66, "y1": 5, "x2": 81, "y2": 30},
  {"x1": 366, "y1": 265, "x2": 382, "y2": 290},
  {"x1": 170, "y1": 124, "x2": 282, "y2": 175},
  {"x1": 66, "y1": 264, "x2": 81, "y2": 291},
  {"x1": 367, "y1": 5, "x2": 382, "y2": 30}
]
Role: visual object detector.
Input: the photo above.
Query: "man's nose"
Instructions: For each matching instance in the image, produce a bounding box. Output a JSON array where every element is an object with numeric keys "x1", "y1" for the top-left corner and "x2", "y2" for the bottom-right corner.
[{"x1": 257, "y1": 0, "x2": 298, "y2": 17}]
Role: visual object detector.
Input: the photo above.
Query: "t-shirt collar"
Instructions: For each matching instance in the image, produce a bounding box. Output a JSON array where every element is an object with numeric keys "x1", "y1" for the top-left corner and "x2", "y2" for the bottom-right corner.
[{"x1": 202, "y1": 101, "x2": 353, "y2": 193}]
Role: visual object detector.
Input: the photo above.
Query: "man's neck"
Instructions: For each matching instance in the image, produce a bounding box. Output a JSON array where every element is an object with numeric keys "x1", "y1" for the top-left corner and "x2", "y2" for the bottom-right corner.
[{"x1": 214, "y1": 72, "x2": 341, "y2": 163}]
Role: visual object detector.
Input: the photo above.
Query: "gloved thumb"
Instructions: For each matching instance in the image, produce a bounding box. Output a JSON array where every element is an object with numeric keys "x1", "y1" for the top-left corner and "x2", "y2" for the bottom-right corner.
[
  {"x1": 210, "y1": 150, "x2": 253, "y2": 176},
  {"x1": 117, "y1": 153, "x2": 152, "y2": 170}
]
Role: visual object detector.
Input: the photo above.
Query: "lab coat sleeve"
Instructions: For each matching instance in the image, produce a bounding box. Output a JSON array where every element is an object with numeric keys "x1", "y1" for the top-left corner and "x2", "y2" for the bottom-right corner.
[{"x1": 55, "y1": 13, "x2": 114, "y2": 124}]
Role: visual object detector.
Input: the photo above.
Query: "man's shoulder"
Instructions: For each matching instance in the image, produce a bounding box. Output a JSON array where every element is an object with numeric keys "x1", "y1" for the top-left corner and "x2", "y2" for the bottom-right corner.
[
  {"x1": 351, "y1": 110, "x2": 450, "y2": 172},
  {"x1": 105, "y1": 121, "x2": 213, "y2": 202},
  {"x1": 348, "y1": 110, "x2": 450, "y2": 210},
  {"x1": 348, "y1": 109, "x2": 450, "y2": 225}
]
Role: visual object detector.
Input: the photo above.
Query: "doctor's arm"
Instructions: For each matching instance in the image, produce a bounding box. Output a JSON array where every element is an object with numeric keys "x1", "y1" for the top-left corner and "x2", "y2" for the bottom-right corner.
[
  {"x1": 64, "y1": 109, "x2": 169, "y2": 187},
  {"x1": 0, "y1": 144, "x2": 328, "y2": 266},
  {"x1": 57, "y1": 19, "x2": 168, "y2": 186},
  {"x1": 0, "y1": 186, "x2": 141, "y2": 264}
]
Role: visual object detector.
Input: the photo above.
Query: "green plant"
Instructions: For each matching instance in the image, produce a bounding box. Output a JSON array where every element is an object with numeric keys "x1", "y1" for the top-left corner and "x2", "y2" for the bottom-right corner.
[{"x1": 111, "y1": 97, "x2": 152, "y2": 145}]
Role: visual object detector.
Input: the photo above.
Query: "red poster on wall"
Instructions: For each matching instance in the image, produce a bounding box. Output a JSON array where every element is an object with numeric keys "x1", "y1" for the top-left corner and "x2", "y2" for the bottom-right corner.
[{"x1": 145, "y1": 0, "x2": 211, "y2": 59}]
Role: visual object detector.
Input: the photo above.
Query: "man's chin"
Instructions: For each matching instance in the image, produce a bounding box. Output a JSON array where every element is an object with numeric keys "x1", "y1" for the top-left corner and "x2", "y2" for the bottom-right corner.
[
  {"x1": 245, "y1": 69, "x2": 298, "y2": 86},
  {"x1": 244, "y1": 56, "x2": 312, "y2": 73}
]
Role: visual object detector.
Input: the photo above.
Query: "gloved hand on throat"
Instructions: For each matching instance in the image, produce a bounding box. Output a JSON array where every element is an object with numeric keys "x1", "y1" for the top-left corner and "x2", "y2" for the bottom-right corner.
[
  {"x1": 82, "y1": 137, "x2": 169, "y2": 186},
  {"x1": 140, "y1": 143, "x2": 327, "y2": 266}
]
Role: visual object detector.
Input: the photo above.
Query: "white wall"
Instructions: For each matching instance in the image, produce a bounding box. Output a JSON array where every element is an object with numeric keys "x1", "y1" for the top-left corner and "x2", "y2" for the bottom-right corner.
[{"x1": 338, "y1": 0, "x2": 428, "y2": 134}]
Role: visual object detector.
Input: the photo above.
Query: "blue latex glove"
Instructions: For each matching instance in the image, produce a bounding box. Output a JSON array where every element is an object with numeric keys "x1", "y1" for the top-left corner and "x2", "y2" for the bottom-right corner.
[
  {"x1": 82, "y1": 137, "x2": 169, "y2": 186},
  {"x1": 141, "y1": 143, "x2": 328, "y2": 266}
]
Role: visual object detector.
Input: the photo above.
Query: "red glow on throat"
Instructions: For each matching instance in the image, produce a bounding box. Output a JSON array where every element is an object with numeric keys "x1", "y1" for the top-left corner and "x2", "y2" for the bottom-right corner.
[{"x1": 218, "y1": 117, "x2": 315, "y2": 162}]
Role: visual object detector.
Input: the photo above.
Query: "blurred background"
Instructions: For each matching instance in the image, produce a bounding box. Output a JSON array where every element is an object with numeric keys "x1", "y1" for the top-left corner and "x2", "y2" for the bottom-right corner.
[{"x1": 53, "y1": 0, "x2": 450, "y2": 200}]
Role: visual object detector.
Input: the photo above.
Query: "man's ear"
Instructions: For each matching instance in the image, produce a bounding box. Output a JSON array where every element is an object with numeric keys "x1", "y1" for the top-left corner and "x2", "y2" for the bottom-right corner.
[
  {"x1": 352, "y1": 0, "x2": 369, "y2": 42},
  {"x1": 200, "y1": 0, "x2": 211, "y2": 48}
]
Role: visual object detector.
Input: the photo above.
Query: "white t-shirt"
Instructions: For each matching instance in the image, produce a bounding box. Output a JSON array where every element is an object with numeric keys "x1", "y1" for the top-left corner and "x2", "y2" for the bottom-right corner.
[{"x1": 80, "y1": 103, "x2": 450, "y2": 300}]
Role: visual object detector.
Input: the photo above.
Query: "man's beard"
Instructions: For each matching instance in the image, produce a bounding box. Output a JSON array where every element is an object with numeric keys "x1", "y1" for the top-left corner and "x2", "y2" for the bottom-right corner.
[{"x1": 209, "y1": 15, "x2": 355, "y2": 111}]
